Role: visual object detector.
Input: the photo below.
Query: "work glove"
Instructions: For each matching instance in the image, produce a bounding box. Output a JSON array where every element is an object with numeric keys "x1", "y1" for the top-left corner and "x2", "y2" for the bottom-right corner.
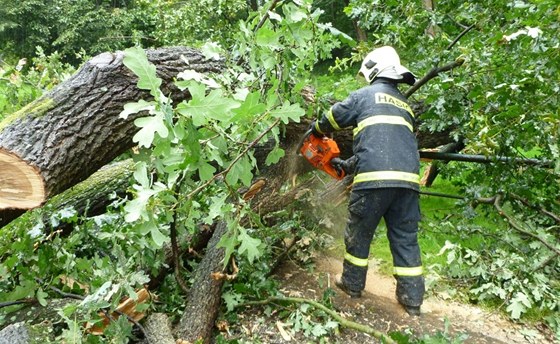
[{"x1": 330, "y1": 155, "x2": 357, "y2": 175}]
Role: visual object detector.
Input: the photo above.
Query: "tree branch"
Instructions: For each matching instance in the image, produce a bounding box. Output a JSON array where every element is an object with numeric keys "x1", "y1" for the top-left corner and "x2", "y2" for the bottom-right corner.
[
  {"x1": 255, "y1": 0, "x2": 282, "y2": 32},
  {"x1": 0, "y1": 298, "x2": 37, "y2": 309},
  {"x1": 405, "y1": 58, "x2": 465, "y2": 98},
  {"x1": 493, "y1": 194, "x2": 560, "y2": 256},
  {"x1": 171, "y1": 183, "x2": 190, "y2": 294},
  {"x1": 237, "y1": 296, "x2": 397, "y2": 344},
  {"x1": 510, "y1": 193, "x2": 560, "y2": 224},
  {"x1": 404, "y1": 21, "x2": 473, "y2": 98},
  {"x1": 446, "y1": 24, "x2": 475, "y2": 50}
]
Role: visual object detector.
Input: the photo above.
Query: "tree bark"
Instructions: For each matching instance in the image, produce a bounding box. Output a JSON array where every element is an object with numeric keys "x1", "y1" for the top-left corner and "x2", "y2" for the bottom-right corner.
[
  {"x1": 0, "y1": 322, "x2": 53, "y2": 344},
  {"x1": 175, "y1": 221, "x2": 228, "y2": 343},
  {"x1": 141, "y1": 313, "x2": 175, "y2": 344},
  {"x1": 0, "y1": 47, "x2": 222, "y2": 210},
  {"x1": 343, "y1": 0, "x2": 367, "y2": 42}
]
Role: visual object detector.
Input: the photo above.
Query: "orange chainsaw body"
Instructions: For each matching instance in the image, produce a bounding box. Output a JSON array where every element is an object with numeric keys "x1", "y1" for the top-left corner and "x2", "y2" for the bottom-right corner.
[{"x1": 299, "y1": 133, "x2": 345, "y2": 180}]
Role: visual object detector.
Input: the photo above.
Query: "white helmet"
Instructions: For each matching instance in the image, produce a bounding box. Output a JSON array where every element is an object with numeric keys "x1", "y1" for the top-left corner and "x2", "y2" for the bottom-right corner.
[{"x1": 359, "y1": 46, "x2": 416, "y2": 85}]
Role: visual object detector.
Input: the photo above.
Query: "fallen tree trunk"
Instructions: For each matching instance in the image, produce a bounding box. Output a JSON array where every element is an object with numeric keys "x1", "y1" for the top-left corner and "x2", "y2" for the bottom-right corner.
[
  {"x1": 175, "y1": 221, "x2": 228, "y2": 343},
  {"x1": 0, "y1": 159, "x2": 135, "y2": 228},
  {"x1": 0, "y1": 47, "x2": 222, "y2": 211},
  {"x1": 141, "y1": 313, "x2": 175, "y2": 344}
]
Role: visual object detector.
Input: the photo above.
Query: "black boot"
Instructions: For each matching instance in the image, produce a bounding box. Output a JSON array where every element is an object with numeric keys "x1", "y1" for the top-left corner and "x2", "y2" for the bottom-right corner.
[
  {"x1": 334, "y1": 274, "x2": 362, "y2": 298},
  {"x1": 402, "y1": 304, "x2": 421, "y2": 316}
]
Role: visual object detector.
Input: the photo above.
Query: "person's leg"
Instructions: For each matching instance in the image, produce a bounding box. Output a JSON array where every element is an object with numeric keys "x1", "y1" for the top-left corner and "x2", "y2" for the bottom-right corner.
[
  {"x1": 339, "y1": 189, "x2": 390, "y2": 296},
  {"x1": 384, "y1": 189, "x2": 424, "y2": 314}
]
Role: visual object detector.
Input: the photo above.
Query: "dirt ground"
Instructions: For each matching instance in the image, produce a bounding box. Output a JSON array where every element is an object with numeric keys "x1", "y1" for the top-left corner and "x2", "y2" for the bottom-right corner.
[{"x1": 225, "y1": 254, "x2": 553, "y2": 344}]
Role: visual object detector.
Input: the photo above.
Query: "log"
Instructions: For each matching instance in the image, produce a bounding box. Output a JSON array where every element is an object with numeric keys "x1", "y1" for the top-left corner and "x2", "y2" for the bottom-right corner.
[
  {"x1": 0, "y1": 322, "x2": 53, "y2": 344},
  {"x1": 0, "y1": 159, "x2": 135, "y2": 228},
  {"x1": 0, "y1": 47, "x2": 222, "y2": 211},
  {"x1": 175, "y1": 221, "x2": 228, "y2": 343},
  {"x1": 141, "y1": 313, "x2": 175, "y2": 344}
]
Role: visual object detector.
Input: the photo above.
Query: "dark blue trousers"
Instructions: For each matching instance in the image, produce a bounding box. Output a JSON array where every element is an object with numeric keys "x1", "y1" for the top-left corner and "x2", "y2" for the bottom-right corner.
[{"x1": 341, "y1": 188, "x2": 425, "y2": 307}]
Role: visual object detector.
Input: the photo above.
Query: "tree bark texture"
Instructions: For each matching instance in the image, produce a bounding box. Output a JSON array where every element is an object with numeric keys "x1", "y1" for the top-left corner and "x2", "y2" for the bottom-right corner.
[
  {"x1": 0, "y1": 47, "x2": 222, "y2": 210},
  {"x1": 0, "y1": 298, "x2": 74, "y2": 331},
  {"x1": 141, "y1": 313, "x2": 175, "y2": 344},
  {"x1": 0, "y1": 322, "x2": 53, "y2": 344},
  {"x1": 175, "y1": 221, "x2": 228, "y2": 343}
]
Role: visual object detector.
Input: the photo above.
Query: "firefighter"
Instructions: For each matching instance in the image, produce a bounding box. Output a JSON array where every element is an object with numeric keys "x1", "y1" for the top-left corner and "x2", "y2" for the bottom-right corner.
[{"x1": 312, "y1": 46, "x2": 424, "y2": 316}]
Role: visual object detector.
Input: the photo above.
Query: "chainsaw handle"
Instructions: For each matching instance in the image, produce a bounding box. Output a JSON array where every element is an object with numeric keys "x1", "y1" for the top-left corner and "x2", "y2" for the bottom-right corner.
[{"x1": 296, "y1": 128, "x2": 313, "y2": 156}]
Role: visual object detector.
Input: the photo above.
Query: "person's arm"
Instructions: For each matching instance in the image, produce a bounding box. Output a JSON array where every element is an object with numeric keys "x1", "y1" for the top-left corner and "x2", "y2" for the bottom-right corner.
[{"x1": 312, "y1": 93, "x2": 357, "y2": 136}]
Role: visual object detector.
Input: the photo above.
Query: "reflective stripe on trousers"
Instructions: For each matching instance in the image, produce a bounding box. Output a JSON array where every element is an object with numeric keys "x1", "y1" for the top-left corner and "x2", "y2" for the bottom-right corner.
[
  {"x1": 353, "y1": 171, "x2": 420, "y2": 185},
  {"x1": 340, "y1": 188, "x2": 425, "y2": 306}
]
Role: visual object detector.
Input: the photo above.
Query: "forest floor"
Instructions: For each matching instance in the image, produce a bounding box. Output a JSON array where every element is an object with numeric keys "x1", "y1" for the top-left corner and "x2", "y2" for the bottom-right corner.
[{"x1": 225, "y1": 253, "x2": 553, "y2": 344}]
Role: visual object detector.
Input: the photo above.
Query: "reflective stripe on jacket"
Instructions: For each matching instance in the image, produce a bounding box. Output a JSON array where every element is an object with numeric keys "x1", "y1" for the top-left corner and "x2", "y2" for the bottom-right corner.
[{"x1": 315, "y1": 78, "x2": 420, "y2": 191}]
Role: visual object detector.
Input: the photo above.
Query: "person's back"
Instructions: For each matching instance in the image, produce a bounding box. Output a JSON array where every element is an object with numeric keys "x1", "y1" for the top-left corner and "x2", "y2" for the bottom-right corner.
[{"x1": 343, "y1": 79, "x2": 419, "y2": 192}]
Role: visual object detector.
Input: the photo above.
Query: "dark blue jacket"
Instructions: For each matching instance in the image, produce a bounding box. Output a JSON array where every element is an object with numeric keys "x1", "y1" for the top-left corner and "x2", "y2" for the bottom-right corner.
[{"x1": 314, "y1": 78, "x2": 420, "y2": 191}]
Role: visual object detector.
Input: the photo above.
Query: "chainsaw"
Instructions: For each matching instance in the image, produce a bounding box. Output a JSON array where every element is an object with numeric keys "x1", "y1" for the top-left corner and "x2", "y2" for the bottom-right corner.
[{"x1": 298, "y1": 129, "x2": 345, "y2": 180}]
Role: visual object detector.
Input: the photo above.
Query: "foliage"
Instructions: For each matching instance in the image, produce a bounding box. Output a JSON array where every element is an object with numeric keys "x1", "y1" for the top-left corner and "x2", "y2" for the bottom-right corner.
[
  {"x1": 140, "y1": 0, "x2": 249, "y2": 48},
  {"x1": 0, "y1": 1, "x2": 351, "y2": 342},
  {"x1": 117, "y1": 0, "x2": 349, "y2": 268},
  {"x1": 0, "y1": 0, "x2": 153, "y2": 64},
  {"x1": 0, "y1": 202, "x2": 154, "y2": 340},
  {"x1": 0, "y1": 0, "x2": 260, "y2": 65},
  {"x1": 0, "y1": 49, "x2": 75, "y2": 119},
  {"x1": 317, "y1": 0, "x2": 560, "y2": 333},
  {"x1": 390, "y1": 318, "x2": 469, "y2": 343}
]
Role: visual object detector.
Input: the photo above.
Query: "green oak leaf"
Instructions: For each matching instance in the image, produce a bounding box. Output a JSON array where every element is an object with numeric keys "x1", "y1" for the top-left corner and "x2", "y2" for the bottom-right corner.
[
  {"x1": 237, "y1": 228, "x2": 262, "y2": 264},
  {"x1": 270, "y1": 101, "x2": 304, "y2": 124},
  {"x1": 132, "y1": 114, "x2": 169, "y2": 148},
  {"x1": 265, "y1": 147, "x2": 285, "y2": 165},
  {"x1": 123, "y1": 47, "x2": 162, "y2": 97}
]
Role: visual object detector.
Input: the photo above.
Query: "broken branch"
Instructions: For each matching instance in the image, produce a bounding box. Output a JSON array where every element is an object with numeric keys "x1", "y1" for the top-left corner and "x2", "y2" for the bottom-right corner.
[{"x1": 237, "y1": 296, "x2": 397, "y2": 344}]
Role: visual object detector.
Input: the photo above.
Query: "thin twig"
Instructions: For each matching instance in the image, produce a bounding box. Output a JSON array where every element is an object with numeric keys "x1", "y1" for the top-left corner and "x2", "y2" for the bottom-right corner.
[
  {"x1": 35, "y1": 278, "x2": 85, "y2": 300},
  {"x1": 266, "y1": 236, "x2": 301, "y2": 277},
  {"x1": 532, "y1": 253, "x2": 558, "y2": 272},
  {"x1": 185, "y1": 118, "x2": 281, "y2": 200},
  {"x1": 405, "y1": 21, "x2": 473, "y2": 98},
  {"x1": 510, "y1": 193, "x2": 560, "y2": 224},
  {"x1": 171, "y1": 183, "x2": 190, "y2": 295},
  {"x1": 237, "y1": 296, "x2": 397, "y2": 344},
  {"x1": 419, "y1": 190, "x2": 495, "y2": 204},
  {"x1": 35, "y1": 278, "x2": 148, "y2": 337},
  {"x1": 0, "y1": 298, "x2": 37, "y2": 308},
  {"x1": 254, "y1": 0, "x2": 281, "y2": 32}
]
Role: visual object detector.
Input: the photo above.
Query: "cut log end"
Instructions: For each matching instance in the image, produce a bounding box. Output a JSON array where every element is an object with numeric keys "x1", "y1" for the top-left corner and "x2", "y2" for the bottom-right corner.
[{"x1": 0, "y1": 150, "x2": 45, "y2": 210}]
